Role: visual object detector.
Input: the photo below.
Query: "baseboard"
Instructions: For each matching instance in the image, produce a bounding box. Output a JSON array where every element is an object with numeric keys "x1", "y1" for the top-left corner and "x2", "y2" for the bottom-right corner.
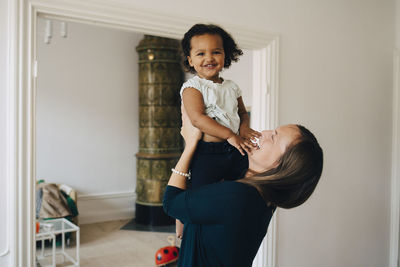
[{"x1": 77, "y1": 191, "x2": 136, "y2": 225}]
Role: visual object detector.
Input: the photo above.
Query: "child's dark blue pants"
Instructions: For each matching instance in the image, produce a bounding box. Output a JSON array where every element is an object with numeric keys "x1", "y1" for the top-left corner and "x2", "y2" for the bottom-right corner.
[{"x1": 188, "y1": 140, "x2": 249, "y2": 189}]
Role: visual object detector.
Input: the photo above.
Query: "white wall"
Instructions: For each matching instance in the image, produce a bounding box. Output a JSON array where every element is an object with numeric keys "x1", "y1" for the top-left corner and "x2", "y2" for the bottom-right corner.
[
  {"x1": 394, "y1": 0, "x2": 400, "y2": 264},
  {"x1": 0, "y1": 0, "x2": 396, "y2": 266},
  {"x1": 123, "y1": 1, "x2": 395, "y2": 267},
  {"x1": 0, "y1": 0, "x2": 10, "y2": 266},
  {"x1": 36, "y1": 18, "x2": 143, "y2": 223},
  {"x1": 223, "y1": 49, "x2": 253, "y2": 107},
  {"x1": 397, "y1": 0, "x2": 400, "y2": 48},
  {"x1": 264, "y1": 2, "x2": 393, "y2": 267}
]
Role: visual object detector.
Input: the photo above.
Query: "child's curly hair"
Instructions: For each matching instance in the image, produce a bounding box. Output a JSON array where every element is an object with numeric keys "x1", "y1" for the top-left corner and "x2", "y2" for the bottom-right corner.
[{"x1": 181, "y1": 24, "x2": 243, "y2": 73}]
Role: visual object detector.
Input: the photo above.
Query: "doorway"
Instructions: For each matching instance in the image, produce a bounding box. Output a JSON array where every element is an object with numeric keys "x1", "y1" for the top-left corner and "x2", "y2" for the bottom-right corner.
[
  {"x1": 8, "y1": 1, "x2": 279, "y2": 266},
  {"x1": 35, "y1": 17, "x2": 258, "y2": 266}
]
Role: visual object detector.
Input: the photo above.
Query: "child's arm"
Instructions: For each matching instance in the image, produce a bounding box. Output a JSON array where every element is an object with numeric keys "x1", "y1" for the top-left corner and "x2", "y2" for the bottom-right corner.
[
  {"x1": 237, "y1": 97, "x2": 262, "y2": 142},
  {"x1": 182, "y1": 88, "x2": 252, "y2": 155}
]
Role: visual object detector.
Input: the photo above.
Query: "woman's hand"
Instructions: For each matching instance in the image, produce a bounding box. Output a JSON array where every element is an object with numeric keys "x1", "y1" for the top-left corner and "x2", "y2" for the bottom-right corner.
[{"x1": 181, "y1": 104, "x2": 202, "y2": 147}]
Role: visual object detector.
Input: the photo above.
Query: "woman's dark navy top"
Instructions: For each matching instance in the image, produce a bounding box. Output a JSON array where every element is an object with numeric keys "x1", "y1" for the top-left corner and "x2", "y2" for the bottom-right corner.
[{"x1": 163, "y1": 181, "x2": 274, "y2": 267}]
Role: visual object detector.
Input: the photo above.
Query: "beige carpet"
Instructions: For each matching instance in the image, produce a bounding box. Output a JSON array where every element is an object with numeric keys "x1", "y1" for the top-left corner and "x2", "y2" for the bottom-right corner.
[{"x1": 36, "y1": 219, "x2": 179, "y2": 267}]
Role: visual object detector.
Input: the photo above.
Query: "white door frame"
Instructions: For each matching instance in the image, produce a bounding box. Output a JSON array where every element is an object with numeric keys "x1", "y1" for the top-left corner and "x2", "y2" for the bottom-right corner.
[
  {"x1": 250, "y1": 44, "x2": 279, "y2": 267},
  {"x1": 391, "y1": 48, "x2": 400, "y2": 267},
  {"x1": 6, "y1": 1, "x2": 280, "y2": 266}
]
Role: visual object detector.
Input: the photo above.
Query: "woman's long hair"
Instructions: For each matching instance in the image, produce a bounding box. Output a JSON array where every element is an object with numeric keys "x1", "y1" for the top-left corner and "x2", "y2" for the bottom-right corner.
[{"x1": 239, "y1": 125, "x2": 323, "y2": 209}]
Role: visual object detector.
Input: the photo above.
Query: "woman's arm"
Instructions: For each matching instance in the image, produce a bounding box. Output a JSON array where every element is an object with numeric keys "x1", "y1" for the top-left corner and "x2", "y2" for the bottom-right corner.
[
  {"x1": 167, "y1": 146, "x2": 197, "y2": 189},
  {"x1": 167, "y1": 104, "x2": 202, "y2": 189},
  {"x1": 164, "y1": 180, "x2": 251, "y2": 225},
  {"x1": 164, "y1": 105, "x2": 201, "y2": 225},
  {"x1": 169, "y1": 138, "x2": 196, "y2": 238}
]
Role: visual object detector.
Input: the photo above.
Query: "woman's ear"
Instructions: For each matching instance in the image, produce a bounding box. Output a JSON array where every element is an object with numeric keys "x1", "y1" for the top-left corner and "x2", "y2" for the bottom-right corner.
[{"x1": 187, "y1": 56, "x2": 193, "y2": 67}]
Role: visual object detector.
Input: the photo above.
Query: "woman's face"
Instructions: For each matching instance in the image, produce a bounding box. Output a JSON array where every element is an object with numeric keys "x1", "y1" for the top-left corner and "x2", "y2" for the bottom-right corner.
[{"x1": 248, "y1": 124, "x2": 300, "y2": 173}]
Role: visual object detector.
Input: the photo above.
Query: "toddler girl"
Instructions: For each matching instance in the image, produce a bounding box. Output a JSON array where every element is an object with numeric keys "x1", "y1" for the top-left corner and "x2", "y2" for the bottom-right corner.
[{"x1": 176, "y1": 24, "x2": 261, "y2": 238}]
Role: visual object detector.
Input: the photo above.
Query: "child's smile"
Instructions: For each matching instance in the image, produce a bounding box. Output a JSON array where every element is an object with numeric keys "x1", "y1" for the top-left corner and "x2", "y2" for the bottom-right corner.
[
  {"x1": 187, "y1": 33, "x2": 225, "y2": 83},
  {"x1": 204, "y1": 63, "x2": 217, "y2": 68}
]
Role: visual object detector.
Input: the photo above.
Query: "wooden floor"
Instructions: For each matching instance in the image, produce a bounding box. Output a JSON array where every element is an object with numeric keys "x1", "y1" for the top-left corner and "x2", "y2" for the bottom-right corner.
[{"x1": 36, "y1": 219, "x2": 179, "y2": 267}]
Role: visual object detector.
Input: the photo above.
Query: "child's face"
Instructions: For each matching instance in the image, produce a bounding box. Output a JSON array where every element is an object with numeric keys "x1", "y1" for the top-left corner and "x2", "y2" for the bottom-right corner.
[{"x1": 187, "y1": 34, "x2": 225, "y2": 83}]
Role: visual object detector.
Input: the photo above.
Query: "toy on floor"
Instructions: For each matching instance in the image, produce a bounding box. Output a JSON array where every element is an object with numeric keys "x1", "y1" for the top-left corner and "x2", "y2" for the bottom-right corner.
[{"x1": 155, "y1": 235, "x2": 179, "y2": 267}]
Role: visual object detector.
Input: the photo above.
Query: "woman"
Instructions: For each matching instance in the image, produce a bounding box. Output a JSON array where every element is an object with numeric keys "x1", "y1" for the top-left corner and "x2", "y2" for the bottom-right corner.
[{"x1": 163, "y1": 107, "x2": 323, "y2": 267}]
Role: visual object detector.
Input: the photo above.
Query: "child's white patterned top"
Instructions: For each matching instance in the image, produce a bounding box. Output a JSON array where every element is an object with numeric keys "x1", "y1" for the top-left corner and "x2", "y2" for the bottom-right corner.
[{"x1": 180, "y1": 75, "x2": 242, "y2": 134}]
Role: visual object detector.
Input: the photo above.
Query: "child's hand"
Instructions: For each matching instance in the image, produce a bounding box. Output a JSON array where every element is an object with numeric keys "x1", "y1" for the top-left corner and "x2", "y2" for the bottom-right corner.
[
  {"x1": 227, "y1": 134, "x2": 254, "y2": 156},
  {"x1": 239, "y1": 126, "x2": 262, "y2": 147}
]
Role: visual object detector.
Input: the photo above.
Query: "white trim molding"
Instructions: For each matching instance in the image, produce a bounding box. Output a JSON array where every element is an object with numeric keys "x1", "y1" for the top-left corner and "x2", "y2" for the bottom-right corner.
[
  {"x1": 8, "y1": 0, "x2": 37, "y2": 266},
  {"x1": 391, "y1": 48, "x2": 400, "y2": 267},
  {"x1": 9, "y1": 1, "x2": 280, "y2": 266},
  {"x1": 78, "y1": 191, "x2": 136, "y2": 225},
  {"x1": 32, "y1": 0, "x2": 277, "y2": 50},
  {"x1": 0, "y1": 0, "x2": 18, "y2": 260},
  {"x1": 251, "y1": 39, "x2": 279, "y2": 267}
]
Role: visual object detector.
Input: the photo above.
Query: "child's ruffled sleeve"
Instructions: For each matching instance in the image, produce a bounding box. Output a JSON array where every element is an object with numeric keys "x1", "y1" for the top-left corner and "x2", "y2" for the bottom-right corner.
[
  {"x1": 232, "y1": 81, "x2": 243, "y2": 99},
  {"x1": 180, "y1": 78, "x2": 202, "y2": 98}
]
